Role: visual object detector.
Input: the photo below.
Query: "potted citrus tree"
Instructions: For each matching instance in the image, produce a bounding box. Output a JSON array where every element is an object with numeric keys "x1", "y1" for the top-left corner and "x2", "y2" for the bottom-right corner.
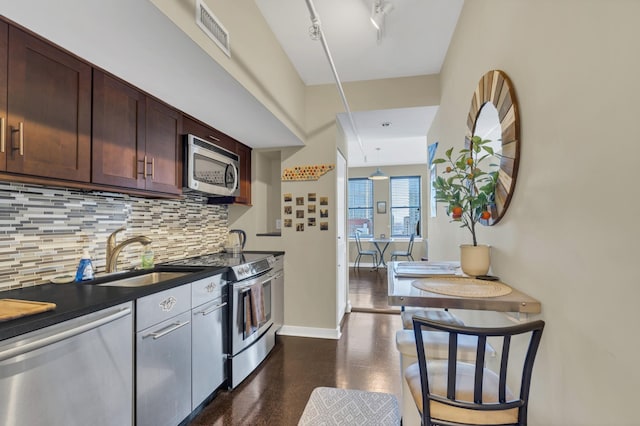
[{"x1": 432, "y1": 135, "x2": 498, "y2": 276}]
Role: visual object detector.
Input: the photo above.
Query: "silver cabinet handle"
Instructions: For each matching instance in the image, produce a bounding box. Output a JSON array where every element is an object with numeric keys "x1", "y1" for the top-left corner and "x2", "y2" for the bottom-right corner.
[
  {"x1": 196, "y1": 302, "x2": 227, "y2": 316},
  {"x1": 11, "y1": 122, "x2": 24, "y2": 156},
  {"x1": 0, "y1": 306, "x2": 132, "y2": 362},
  {"x1": 143, "y1": 320, "x2": 190, "y2": 340},
  {"x1": 208, "y1": 135, "x2": 220, "y2": 142},
  {"x1": 0, "y1": 117, "x2": 5, "y2": 153}
]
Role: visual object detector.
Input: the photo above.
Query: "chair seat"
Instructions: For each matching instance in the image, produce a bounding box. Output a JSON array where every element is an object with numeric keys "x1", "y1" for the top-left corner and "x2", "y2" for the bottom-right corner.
[
  {"x1": 404, "y1": 361, "x2": 518, "y2": 425},
  {"x1": 400, "y1": 309, "x2": 465, "y2": 330},
  {"x1": 395, "y1": 330, "x2": 495, "y2": 361},
  {"x1": 390, "y1": 250, "x2": 410, "y2": 256},
  {"x1": 298, "y1": 387, "x2": 400, "y2": 425},
  {"x1": 360, "y1": 249, "x2": 378, "y2": 255}
]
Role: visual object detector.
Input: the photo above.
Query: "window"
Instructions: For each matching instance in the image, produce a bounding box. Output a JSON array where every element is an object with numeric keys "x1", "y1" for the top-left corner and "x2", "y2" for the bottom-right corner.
[
  {"x1": 348, "y1": 178, "x2": 373, "y2": 237},
  {"x1": 390, "y1": 176, "x2": 421, "y2": 237}
]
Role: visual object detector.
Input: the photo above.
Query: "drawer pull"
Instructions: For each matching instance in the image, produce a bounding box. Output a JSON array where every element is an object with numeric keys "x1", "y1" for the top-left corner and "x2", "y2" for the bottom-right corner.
[
  {"x1": 143, "y1": 320, "x2": 190, "y2": 340},
  {"x1": 196, "y1": 302, "x2": 227, "y2": 316},
  {"x1": 208, "y1": 135, "x2": 220, "y2": 142}
]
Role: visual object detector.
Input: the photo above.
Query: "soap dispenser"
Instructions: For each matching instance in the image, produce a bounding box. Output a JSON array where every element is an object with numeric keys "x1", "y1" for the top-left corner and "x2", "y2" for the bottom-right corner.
[{"x1": 75, "y1": 249, "x2": 95, "y2": 282}]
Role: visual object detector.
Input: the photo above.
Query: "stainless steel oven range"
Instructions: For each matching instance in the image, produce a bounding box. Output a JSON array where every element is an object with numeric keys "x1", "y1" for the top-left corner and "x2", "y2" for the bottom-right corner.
[{"x1": 164, "y1": 252, "x2": 283, "y2": 389}]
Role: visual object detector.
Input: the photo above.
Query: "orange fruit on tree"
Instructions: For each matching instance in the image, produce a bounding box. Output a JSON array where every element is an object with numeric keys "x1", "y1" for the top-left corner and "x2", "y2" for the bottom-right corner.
[
  {"x1": 466, "y1": 158, "x2": 474, "y2": 166},
  {"x1": 481, "y1": 210, "x2": 491, "y2": 220},
  {"x1": 452, "y1": 206, "x2": 463, "y2": 216}
]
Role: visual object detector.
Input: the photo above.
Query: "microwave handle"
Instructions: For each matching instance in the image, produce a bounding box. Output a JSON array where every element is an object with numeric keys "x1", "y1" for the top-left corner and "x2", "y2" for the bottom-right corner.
[{"x1": 227, "y1": 163, "x2": 239, "y2": 190}]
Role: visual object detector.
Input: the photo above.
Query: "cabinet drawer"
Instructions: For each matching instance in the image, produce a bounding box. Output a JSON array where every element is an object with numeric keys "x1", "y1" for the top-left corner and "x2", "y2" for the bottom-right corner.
[
  {"x1": 136, "y1": 284, "x2": 191, "y2": 331},
  {"x1": 191, "y1": 273, "x2": 225, "y2": 307}
]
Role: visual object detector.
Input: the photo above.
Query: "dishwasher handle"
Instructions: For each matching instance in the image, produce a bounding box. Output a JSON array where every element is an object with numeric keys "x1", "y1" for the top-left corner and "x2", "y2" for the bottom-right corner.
[
  {"x1": 0, "y1": 306, "x2": 132, "y2": 362},
  {"x1": 143, "y1": 320, "x2": 190, "y2": 340}
]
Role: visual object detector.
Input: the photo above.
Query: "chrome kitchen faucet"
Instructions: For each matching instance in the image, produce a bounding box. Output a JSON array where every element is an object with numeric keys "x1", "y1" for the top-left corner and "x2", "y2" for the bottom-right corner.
[{"x1": 106, "y1": 227, "x2": 152, "y2": 273}]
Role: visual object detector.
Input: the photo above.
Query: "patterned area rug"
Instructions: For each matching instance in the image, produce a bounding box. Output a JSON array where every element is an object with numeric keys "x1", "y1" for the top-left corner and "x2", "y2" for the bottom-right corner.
[{"x1": 298, "y1": 387, "x2": 400, "y2": 425}]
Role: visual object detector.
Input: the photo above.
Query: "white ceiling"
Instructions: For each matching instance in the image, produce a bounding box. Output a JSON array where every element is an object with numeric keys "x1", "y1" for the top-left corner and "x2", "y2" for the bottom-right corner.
[{"x1": 255, "y1": 0, "x2": 463, "y2": 167}]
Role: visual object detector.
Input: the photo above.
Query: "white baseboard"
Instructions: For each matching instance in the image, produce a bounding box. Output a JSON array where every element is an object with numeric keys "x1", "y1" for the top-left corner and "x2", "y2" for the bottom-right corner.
[{"x1": 277, "y1": 324, "x2": 341, "y2": 340}]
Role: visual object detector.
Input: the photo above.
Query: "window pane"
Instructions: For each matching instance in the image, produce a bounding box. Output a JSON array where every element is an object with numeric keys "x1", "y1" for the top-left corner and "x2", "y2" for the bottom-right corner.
[
  {"x1": 390, "y1": 176, "x2": 421, "y2": 237},
  {"x1": 348, "y1": 178, "x2": 373, "y2": 237}
]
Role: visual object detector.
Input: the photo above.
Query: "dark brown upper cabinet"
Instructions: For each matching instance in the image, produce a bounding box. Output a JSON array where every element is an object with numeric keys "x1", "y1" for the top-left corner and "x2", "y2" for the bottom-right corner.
[
  {"x1": 93, "y1": 70, "x2": 181, "y2": 195},
  {"x1": 3, "y1": 25, "x2": 91, "y2": 182},
  {"x1": 145, "y1": 98, "x2": 182, "y2": 194},
  {"x1": 0, "y1": 22, "x2": 7, "y2": 171},
  {"x1": 234, "y1": 142, "x2": 252, "y2": 205}
]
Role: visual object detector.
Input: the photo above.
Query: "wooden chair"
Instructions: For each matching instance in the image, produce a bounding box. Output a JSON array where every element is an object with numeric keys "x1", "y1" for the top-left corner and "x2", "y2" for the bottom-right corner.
[
  {"x1": 405, "y1": 316, "x2": 545, "y2": 426},
  {"x1": 354, "y1": 231, "x2": 378, "y2": 269},
  {"x1": 390, "y1": 233, "x2": 415, "y2": 262}
]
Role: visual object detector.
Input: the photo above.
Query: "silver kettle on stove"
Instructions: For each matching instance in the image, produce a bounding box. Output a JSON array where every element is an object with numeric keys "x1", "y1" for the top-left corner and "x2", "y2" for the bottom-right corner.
[{"x1": 227, "y1": 229, "x2": 246, "y2": 251}]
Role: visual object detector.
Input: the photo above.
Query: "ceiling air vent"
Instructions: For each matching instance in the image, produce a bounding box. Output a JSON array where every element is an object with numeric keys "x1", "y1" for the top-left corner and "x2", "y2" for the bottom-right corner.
[{"x1": 196, "y1": 0, "x2": 231, "y2": 57}]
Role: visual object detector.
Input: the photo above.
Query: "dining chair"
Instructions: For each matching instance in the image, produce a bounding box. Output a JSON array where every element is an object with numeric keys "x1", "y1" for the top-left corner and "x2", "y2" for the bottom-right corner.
[
  {"x1": 390, "y1": 233, "x2": 415, "y2": 262},
  {"x1": 405, "y1": 316, "x2": 545, "y2": 426},
  {"x1": 354, "y1": 231, "x2": 378, "y2": 269}
]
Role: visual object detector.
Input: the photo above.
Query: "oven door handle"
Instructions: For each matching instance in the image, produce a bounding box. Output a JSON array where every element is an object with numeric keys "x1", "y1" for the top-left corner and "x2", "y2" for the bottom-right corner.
[{"x1": 237, "y1": 271, "x2": 277, "y2": 292}]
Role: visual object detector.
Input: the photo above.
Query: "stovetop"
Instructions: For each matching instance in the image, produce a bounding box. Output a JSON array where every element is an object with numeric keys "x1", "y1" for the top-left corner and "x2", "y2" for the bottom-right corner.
[{"x1": 163, "y1": 252, "x2": 276, "y2": 281}]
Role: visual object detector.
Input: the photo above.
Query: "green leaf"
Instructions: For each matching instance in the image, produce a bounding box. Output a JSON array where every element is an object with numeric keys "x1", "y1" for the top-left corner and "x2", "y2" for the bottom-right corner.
[{"x1": 432, "y1": 158, "x2": 446, "y2": 164}]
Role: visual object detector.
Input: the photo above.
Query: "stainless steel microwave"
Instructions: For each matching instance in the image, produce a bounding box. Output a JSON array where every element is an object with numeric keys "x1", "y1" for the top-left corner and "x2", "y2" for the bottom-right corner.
[{"x1": 184, "y1": 134, "x2": 240, "y2": 197}]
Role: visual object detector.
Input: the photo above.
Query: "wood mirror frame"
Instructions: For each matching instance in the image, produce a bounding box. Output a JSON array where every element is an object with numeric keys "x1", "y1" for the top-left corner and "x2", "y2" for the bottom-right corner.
[{"x1": 466, "y1": 69, "x2": 520, "y2": 226}]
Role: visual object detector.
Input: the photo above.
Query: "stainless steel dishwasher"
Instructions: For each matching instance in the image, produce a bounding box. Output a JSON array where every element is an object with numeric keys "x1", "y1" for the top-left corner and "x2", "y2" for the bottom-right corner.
[
  {"x1": 136, "y1": 283, "x2": 192, "y2": 426},
  {"x1": 191, "y1": 273, "x2": 227, "y2": 409},
  {"x1": 0, "y1": 302, "x2": 133, "y2": 426}
]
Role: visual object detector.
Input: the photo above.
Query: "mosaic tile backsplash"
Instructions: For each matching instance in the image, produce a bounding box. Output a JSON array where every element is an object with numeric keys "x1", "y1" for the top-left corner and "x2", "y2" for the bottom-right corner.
[{"x1": 0, "y1": 182, "x2": 229, "y2": 291}]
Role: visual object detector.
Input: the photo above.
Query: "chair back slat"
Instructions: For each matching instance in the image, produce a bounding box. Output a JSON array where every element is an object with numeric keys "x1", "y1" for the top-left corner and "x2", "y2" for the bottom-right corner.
[
  {"x1": 447, "y1": 332, "x2": 458, "y2": 399},
  {"x1": 499, "y1": 335, "x2": 511, "y2": 403},
  {"x1": 474, "y1": 335, "x2": 487, "y2": 403},
  {"x1": 355, "y1": 231, "x2": 363, "y2": 251},
  {"x1": 407, "y1": 234, "x2": 415, "y2": 252}
]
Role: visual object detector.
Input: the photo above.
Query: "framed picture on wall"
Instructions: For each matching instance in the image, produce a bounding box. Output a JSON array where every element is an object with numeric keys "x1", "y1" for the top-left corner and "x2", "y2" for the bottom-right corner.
[{"x1": 377, "y1": 201, "x2": 386, "y2": 214}]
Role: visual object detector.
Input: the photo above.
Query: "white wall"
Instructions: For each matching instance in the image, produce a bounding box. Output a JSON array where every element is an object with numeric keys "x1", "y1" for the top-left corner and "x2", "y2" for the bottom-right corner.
[{"x1": 429, "y1": 1, "x2": 640, "y2": 424}]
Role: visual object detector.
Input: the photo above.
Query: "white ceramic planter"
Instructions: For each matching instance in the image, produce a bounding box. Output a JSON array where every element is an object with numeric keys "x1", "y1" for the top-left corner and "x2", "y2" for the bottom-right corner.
[{"x1": 460, "y1": 244, "x2": 491, "y2": 276}]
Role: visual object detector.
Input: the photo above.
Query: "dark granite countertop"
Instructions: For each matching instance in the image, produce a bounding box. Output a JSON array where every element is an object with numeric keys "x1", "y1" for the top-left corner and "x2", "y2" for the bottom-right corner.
[
  {"x1": 0, "y1": 265, "x2": 226, "y2": 342},
  {"x1": 0, "y1": 250, "x2": 285, "y2": 342}
]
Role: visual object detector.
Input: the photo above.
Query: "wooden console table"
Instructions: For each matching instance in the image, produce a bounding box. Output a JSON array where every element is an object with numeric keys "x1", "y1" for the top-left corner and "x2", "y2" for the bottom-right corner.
[{"x1": 387, "y1": 261, "x2": 541, "y2": 314}]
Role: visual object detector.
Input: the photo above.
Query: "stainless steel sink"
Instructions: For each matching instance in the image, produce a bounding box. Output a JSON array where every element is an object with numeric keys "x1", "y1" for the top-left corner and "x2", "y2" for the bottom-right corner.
[{"x1": 98, "y1": 271, "x2": 190, "y2": 287}]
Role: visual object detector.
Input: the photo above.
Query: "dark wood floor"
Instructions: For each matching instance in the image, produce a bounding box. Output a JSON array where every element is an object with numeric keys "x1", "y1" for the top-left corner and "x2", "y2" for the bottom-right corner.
[
  {"x1": 349, "y1": 265, "x2": 401, "y2": 312},
  {"x1": 190, "y1": 268, "x2": 402, "y2": 425}
]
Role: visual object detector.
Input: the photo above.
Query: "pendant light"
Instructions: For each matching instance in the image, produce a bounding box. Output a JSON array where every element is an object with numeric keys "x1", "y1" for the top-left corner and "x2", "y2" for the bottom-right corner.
[{"x1": 368, "y1": 148, "x2": 388, "y2": 180}]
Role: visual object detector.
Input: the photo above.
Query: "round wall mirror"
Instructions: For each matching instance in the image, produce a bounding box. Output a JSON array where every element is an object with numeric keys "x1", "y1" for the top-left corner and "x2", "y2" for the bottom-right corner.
[{"x1": 466, "y1": 70, "x2": 520, "y2": 225}]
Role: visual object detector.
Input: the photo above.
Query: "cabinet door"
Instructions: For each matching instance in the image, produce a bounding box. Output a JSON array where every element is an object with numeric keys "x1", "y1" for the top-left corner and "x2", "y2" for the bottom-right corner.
[
  {"x1": 182, "y1": 115, "x2": 236, "y2": 152},
  {"x1": 6, "y1": 26, "x2": 91, "y2": 182},
  {"x1": 145, "y1": 98, "x2": 181, "y2": 194},
  {"x1": 235, "y1": 142, "x2": 252, "y2": 205},
  {"x1": 0, "y1": 22, "x2": 7, "y2": 171},
  {"x1": 136, "y1": 310, "x2": 191, "y2": 426},
  {"x1": 92, "y1": 70, "x2": 146, "y2": 190}
]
